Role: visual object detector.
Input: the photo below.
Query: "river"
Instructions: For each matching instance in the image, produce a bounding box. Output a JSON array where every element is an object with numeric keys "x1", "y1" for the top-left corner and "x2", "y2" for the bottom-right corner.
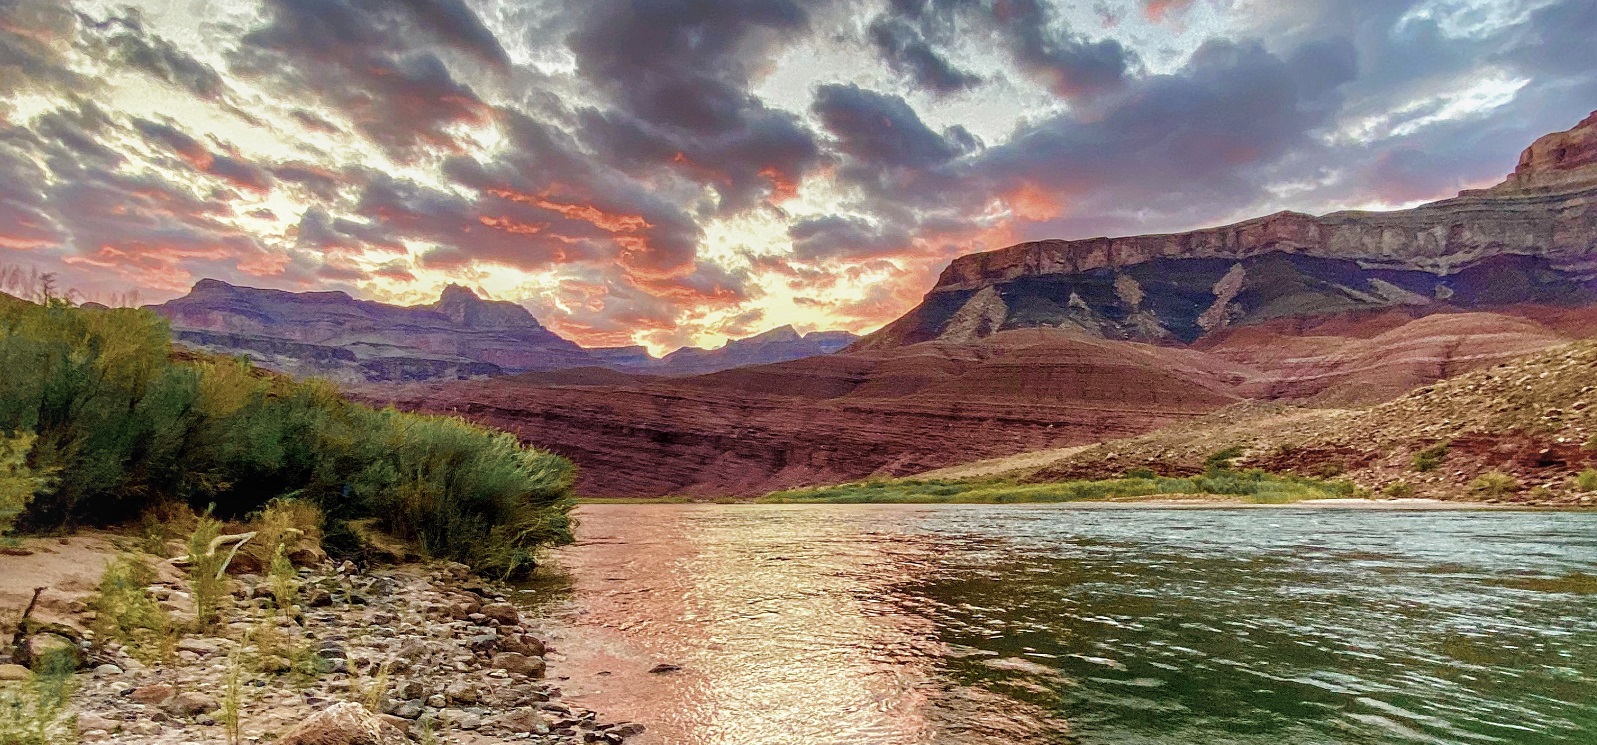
[{"x1": 526, "y1": 504, "x2": 1597, "y2": 745}]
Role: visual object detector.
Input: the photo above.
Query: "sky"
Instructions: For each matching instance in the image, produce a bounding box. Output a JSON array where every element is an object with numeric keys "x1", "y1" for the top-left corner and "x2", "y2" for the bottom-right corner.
[{"x1": 0, "y1": 0, "x2": 1594, "y2": 354}]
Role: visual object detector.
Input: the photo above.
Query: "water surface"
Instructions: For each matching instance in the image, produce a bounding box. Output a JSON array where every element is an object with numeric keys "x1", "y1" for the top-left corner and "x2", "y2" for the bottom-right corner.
[{"x1": 537, "y1": 504, "x2": 1597, "y2": 745}]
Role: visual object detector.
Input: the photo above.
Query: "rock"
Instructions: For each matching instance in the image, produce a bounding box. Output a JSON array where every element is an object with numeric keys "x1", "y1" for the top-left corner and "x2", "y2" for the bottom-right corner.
[
  {"x1": 76, "y1": 713, "x2": 120, "y2": 734},
  {"x1": 500, "y1": 633, "x2": 547, "y2": 657},
  {"x1": 389, "y1": 700, "x2": 423, "y2": 719},
  {"x1": 0, "y1": 664, "x2": 30, "y2": 681},
  {"x1": 480, "y1": 602, "x2": 520, "y2": 626},
  {"x1": 648, "y1": 663, "x2": 682, "y2": 674},
  {"x1": 492, "y1": 652, "x2": 546, "y2": 678},
  {"x1": 163, "y1": 691, "x2": 220, "y2": 716},
  {"x1": 610, "y1": 721, "x2": 647, "y2": 738},
  {"x1": 92, "y1": 663, "x2": 122, "y2": 676},
  {"x1": 495, "y1": 708, "x2": 551, "y2": 735},
  {"x1": 18, "y1": 633, "x2": 80, "y2": 670},
  {"x1": 444, "y1": 681, "x2": 479, "y2": 704},
  {"x1": 176, "y1": 637, "x2": 221, "y2": 655},
  {"x1": 131, "y1": 683, "x2": 176, "y2": 704},
  {"x1": 277, "y1": 701, "x2": 409, "y2": 745}
]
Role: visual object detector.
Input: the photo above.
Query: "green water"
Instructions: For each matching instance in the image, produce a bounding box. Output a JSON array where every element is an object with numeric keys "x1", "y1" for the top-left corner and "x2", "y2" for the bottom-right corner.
[{"x1": 548, "y1": 505, "x2": 1597, "y2": 744}]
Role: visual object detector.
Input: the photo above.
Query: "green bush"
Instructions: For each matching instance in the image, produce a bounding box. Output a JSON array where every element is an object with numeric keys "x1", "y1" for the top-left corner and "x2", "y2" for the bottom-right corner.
[
  {"x1": 1413, "y1": 441, "x2": 1449, "y2": 472},
  {"x1": 0, "y1": 433, "x2": 51, "y2": 537},
  {"x1": 1383, "y1": 481, "x2": 1414, "y2": 498},
  {"x1": 1576, "y1": 469, "x2": 1597, "y2": 492},
  {"x1": 1469, "y1": 471, "x2": 1521, "y2": 498},
  {"x1": 0, "y1": 300, "x2": 573, "y2": 576},
  {"x1": 761, "y1": 468, "x2": 1357, "y2": 505},
  {"x1": 1204, "y1": 445, "x2": 1246, "y2": 473}
]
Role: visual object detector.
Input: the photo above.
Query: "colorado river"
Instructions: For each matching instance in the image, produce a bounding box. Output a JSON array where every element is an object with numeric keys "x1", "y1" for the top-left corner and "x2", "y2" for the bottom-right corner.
[{"x1": 532, "y1": 504, "x2": 1597, "y2": 744}]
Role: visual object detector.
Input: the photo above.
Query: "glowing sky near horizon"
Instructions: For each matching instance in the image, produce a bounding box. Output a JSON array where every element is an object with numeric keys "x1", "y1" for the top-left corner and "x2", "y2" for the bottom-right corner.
[{"x1": 0, "y1": 0, "x2": 1594, "y2": 353}]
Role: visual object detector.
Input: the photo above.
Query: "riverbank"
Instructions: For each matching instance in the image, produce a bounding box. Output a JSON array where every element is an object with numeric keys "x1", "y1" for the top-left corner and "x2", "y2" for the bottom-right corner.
[{"x1": 0, "y1": 535, "x2": 642, "y2": 744}]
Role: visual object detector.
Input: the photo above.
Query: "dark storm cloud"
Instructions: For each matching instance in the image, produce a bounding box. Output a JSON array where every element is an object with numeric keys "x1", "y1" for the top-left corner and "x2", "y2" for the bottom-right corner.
[
  {"x1": 812, "y1": 83, "x2": 978, "y2": 168},
  {"x1": 566, "y1": 0, "x2": 827, "y2": 210},
  {"x1": 868, "y1": 16, "x2": 982, "y2": 95},
  {"x1": 233, "y1": 0, "x2": 504, "y2": 158}
]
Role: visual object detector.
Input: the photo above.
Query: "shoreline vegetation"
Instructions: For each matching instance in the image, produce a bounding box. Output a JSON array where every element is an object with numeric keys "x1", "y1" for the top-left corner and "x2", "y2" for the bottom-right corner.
[
  {"x1": 759, "y1": 470, "x2": 1362, "y2": 505},
  {"x1": 0, "y1": 293, "x2": 576, "y2": 578}
]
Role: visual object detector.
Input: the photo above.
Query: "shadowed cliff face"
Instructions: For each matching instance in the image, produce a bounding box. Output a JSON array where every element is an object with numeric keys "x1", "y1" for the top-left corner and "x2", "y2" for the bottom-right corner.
[{"x1": 855, "y1": 110, "x2": 1597, "y2": 350}]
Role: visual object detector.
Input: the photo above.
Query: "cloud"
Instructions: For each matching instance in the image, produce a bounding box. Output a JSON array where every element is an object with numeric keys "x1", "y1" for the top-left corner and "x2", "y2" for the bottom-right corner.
[
  {"x1": 812, "y1": 83, "x2": 978, "y2": 168},
  {"x1": 232, "y1": 0, "x2": 503, "y2": 158},
  {"x1": 132, "y1": 118, "x2": 275, "y2": 194},
  {"x1": 82, "y1": 10, "x2": 228, "y2": 100},
  {"x1": 567, "y1": 0, "x2": 826, "y2": 211},
  {"x1": 787, "y1": 214, "x2": 913, "y2": 261},
  {"x1": 868, "y1": 16, "x2": 982, "y2": 95}
]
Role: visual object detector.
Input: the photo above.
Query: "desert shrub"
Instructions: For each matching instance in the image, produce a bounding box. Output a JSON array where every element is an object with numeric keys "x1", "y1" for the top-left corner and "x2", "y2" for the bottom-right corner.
[
  {"x1": 349, "y1": 412, "x2": 575, "y2": 577},
  {"x1": 1204, "y1": 445, "x2": 1246, "y2": 473},
  {"x1": 1383, "y1": 481, "x2": 1415, "y2": 498},
  {"x1": 1413, "y1": 441, "x2": 1450, "y2": 472},
  {"x1": 0, "y1": 643, "x2": 75, "y2": 745},
  {"x1": 1469, "y1": 471, "x2": 1521, "y2": 498},
  {"x1": 1576, "y1": 469, "x2": 1597, "y2": 492},
  {"x1": 186, "y1": 513, "x2": 228, "y2": 631},
  {"x1": 1123, "y1": 467, "x2": 1156, "y2": 479},
  {"x1": 0, "y1": 300, "x2": 574, "y2": 576},
  {"x1": 90, "y1": 554, "x2": 174, "y2": 663},
  {"x1": 0, "y1": 434, "x2": 50, "y2": 537}
]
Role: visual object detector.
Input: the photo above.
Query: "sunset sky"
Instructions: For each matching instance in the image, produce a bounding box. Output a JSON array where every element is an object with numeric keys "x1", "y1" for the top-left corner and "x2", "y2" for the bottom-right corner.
[{"x1": 1, "y1": 0, "x2": 1594, "y2": 353}]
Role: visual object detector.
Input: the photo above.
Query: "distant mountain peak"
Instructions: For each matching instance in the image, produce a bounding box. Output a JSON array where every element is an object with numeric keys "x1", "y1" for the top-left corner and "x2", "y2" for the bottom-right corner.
[{"x1": 429, "y1": 283, "x2": 541, "y2": 331}]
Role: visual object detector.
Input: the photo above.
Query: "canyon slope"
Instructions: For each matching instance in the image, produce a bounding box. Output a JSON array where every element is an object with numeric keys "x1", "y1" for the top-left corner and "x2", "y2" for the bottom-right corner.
[
  {"x1": 383, "y1": 110, "x2": 1597, "y2": 497},
  {"x1": 151, "y1": 282, "x2": 857, "y2": 381},
  {"x1": 854, "y1": 110, "x2": 1597, "y2": 350}
]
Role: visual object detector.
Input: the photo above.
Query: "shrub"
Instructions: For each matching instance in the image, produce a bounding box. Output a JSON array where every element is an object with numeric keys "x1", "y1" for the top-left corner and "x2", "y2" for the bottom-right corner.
[
  {"x1": 1469, "y1": 471, "x2": 1521, "y2": 498},
  {"x1": 1576, "y1": 469, "x2": 1597, "y2": 492},
  {"x1": 0, "y1": 642, "x2": 75, "y2": 745},
  {"x1": 1383, "y1": 481, "x2": 1414, "y2": 498},
  {"x1": 90, "y1": 554, "x2": 174, "y2": 663},
  {"x1": 186, "y1": 514, "x2": 228, "y2": 631},
  {"x1": 1413, "y1": 442, "x2": 1450, "y2": 472},
  {"x1": 1204, "y1": 445, "x2": 1246, "y2": 473},
  {"x1": 0, "y1": 300, "x2": 575, "y2": 576},
  {"x1": 0, "y1": 433, "x2": 50, "y2": 538},
  {"x1": 1123, "y1": 467, "x2": 1156, "y2": 479}
]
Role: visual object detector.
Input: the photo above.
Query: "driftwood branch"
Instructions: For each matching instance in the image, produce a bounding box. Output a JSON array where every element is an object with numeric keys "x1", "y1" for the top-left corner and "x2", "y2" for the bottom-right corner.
[
  {"x1": 209, "y1": 531, "x2": 256, "y2": 580},
  {"x1": 9, "y1": 586, "x2": 44, "y2": 647}
]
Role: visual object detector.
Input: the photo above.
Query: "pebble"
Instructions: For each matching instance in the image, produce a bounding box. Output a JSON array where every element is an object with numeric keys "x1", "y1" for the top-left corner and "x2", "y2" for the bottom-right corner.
[{"x1": 68, "y1": 561, "x2": 639, "y2": 744}]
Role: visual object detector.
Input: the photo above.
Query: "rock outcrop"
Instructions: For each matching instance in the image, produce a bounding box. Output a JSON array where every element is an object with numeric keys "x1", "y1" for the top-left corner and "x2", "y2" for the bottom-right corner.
[
  {"x1": 856, "y1": 109, "x2": 1597, "y2": 349},
  {"x1": 150, "y1": 280, "x2": 598, "y2": 382},
  {"x1": 645, "y1": 326, "x2": 858, "y2": 376}
]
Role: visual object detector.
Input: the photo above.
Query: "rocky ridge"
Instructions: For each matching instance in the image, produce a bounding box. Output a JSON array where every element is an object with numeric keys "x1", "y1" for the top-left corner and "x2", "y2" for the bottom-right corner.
[
  {"x1": 151, "y1": 282, "x2": 858, "y2": 382},
  {"x1": 857, "y1": 109, "x2": 1597, "y2": 349}
]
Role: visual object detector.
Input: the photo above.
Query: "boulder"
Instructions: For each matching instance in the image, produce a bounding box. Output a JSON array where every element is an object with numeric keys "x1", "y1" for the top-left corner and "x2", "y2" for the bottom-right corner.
[
  {"x1": 480, "y1": 602, "x2": 521, "y2": 626},
  {"x1": 163, "y1": 691, "x2": 220, "y2": 716},
  {"x1": 0, "y1": 664, "x2": 31, "y2": 681},
  {"x1": 492, "y1": 652, "x2": 546, "y2": 678},
  {"x1": 17, "y1": 633, "x2": 80, "y2": 671},
  {"x1": 277, "y1": 702, "x2": 409, "y2": 745}
]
